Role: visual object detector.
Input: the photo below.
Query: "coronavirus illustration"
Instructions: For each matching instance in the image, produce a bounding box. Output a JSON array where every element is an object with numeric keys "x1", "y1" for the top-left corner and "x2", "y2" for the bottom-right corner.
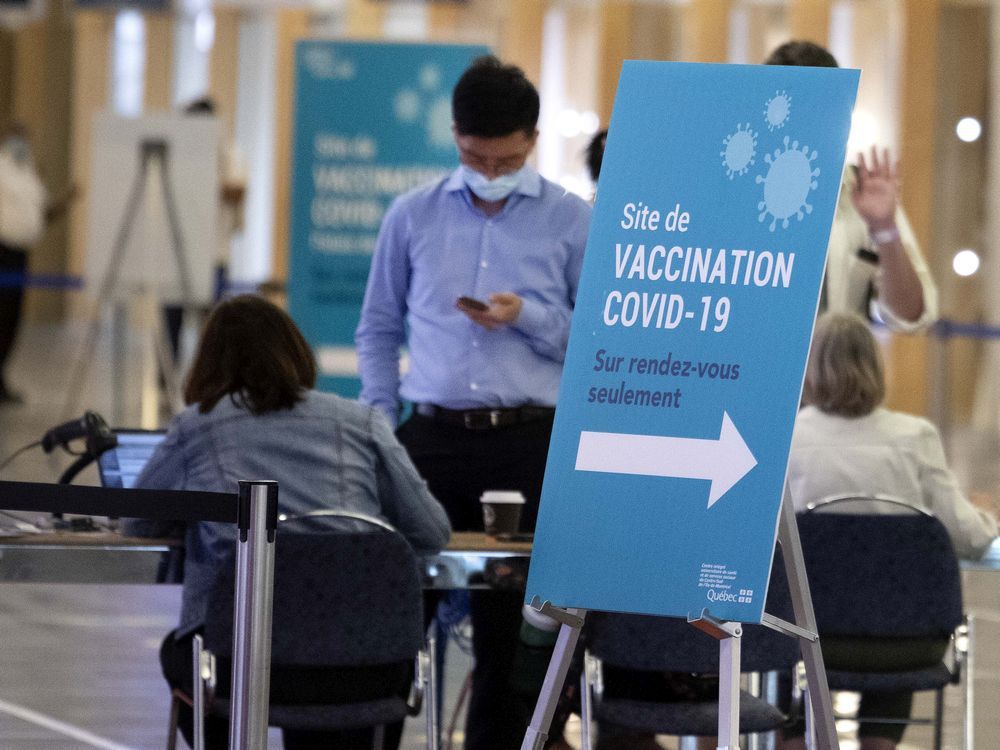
[
  {"x1": 764, "y1": 91, "x2": 791, "y2": 131},
  {"x1": 721, "y1": 123, "x2": 758, "y2": 179},
  {"x1": 393, "y1": 64, "x2": 453, "y2": 149},
  {"x1": 755, "y1": 136, "x2": 820, "y2": 231}
]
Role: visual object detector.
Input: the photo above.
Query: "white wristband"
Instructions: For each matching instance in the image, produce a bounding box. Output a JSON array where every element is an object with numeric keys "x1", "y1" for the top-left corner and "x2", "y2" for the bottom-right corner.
[{"x1": 871, "y1": 226, "x2": 900, "y2": 246}]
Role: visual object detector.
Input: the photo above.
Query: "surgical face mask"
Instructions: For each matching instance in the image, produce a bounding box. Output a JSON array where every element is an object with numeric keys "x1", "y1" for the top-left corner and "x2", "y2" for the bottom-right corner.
[
  {"x1": 1, "y1": 136, "x2": 33, "y2": 167},
  {"x1": 460, "y1": 164, "x2": 525, "y2": 202}
]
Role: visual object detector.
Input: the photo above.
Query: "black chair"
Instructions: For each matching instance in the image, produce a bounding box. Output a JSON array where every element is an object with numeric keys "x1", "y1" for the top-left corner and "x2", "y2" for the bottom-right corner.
[
  {"x1": 797, "y1": 501, "x2": 967, "y2": 750},
  {"x1": 167, "y1": 518, "x2": 435, "y2": 750},
  {"x1": 580, "y1": 547, "x2": 799, "y2": 744}
]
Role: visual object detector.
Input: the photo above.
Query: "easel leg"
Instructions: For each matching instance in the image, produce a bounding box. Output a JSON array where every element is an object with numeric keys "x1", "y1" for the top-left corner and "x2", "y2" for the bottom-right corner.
[
  {"x1": 111, "y1": 302, "x2": 128, "y2": 426},
  {"x1": 579, "y1": 654, "x2": 594, "y2": 750},
  {"x1": 718, "y1": 631, "x2": 741, "y2": 750},
  {"x1": 139, "y1": 292, "x2": 163, "y2": 429},
  {"x1": 65, "y1": 141, "x2": 194, "y2": 424},
  {"x1": 777, "y1": 495, "x2": 839, "y2": 750},
  {"x1": 156, "y1": 148, "x2": 194, "y2": 304},
  {"x1": 63, "y1": 157, "x2": 149, "y2": 419},
  {"x1": 521, "y1": 608, "x2": 586, "y2": 750},
  {"x1": 690, "y1": 612, "x2": 743, "y2": 750},
  {"x1": 148, "y1": 291, "x2": 185, "y2": 415}
]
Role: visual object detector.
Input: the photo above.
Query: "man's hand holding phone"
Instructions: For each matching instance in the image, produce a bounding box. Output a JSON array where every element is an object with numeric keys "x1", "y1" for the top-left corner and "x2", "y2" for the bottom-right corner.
[{"x1": 456, "y1": 292, "x2": 523, "y2": 329}]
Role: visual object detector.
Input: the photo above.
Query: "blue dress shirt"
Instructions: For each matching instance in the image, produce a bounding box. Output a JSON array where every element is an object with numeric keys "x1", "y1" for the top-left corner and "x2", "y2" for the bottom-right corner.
[{"x1": 355, "y1": 166, "x2": 592, "y2": 425}]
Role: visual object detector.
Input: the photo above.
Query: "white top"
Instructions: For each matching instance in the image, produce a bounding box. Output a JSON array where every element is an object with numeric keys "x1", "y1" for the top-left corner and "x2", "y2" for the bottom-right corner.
[
  {"x1": 825, "y1": 169, "x2": 938, "y2": 332},
  {"x1": 788, "y1": 405, "x2": 998, "y2": 559}
]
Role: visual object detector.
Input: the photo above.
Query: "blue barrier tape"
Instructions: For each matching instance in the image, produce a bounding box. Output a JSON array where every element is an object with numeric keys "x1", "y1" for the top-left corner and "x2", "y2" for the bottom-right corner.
[
  {"x1": 0, "y1": 272, "x2": 84, "y2": 289},
  {"x1": 222, "y1": 280, "x2": 265, "y2": 296},
  {"x1": 931, "y1": 319, "x2": 1000, "y2": 341},
  {"x1": 0, "y1": 274, "x2": 273, "y2": 295}
]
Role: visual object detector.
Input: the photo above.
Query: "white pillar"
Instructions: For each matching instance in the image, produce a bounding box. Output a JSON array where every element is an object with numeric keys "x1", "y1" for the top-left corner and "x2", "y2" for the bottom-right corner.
[{"x1": 231, "y1": 11, "x2": 276, "y2": 284}]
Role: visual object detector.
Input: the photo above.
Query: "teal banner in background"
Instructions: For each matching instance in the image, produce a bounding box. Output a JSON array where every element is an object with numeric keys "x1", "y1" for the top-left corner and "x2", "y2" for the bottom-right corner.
[
  {"x1": 526, "y1": 61, "x2": 859, "y2": 622},
  {"x1": 288, "y1": 41, "x2": 488, "y2": 395}
]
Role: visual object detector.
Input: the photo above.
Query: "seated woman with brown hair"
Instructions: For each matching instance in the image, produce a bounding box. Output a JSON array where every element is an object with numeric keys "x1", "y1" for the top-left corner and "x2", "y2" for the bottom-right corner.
[
  {"x1": 780, "y1": 311, "x2": 997, "y2": 750},
  {"x1": 123, "y1": 294, "x2": 450, "y2": 750}
]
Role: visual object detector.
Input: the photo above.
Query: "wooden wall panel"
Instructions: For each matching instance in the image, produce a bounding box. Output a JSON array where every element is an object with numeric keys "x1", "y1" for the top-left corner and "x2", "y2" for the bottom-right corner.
[{"x1": 886, "y1": 0, "x2": 941, "y2": 416}]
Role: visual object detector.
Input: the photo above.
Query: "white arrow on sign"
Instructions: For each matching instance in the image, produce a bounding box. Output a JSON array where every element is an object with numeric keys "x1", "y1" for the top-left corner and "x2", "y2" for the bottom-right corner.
[{"x1": 574, "y1": 411, "x2": 757, "y2": 508}]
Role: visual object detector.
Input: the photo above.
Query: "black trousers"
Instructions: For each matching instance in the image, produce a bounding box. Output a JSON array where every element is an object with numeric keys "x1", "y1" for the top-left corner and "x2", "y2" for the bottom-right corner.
[
  {"x1": 160, "y1": 629, "x2": 409, "y2": 750},
  {"x1": 397, "y1": 412, "x2": 554, "y2": 750},
  {"x1": 0, "y1": 243, "x2": 27, "y2": 390}
]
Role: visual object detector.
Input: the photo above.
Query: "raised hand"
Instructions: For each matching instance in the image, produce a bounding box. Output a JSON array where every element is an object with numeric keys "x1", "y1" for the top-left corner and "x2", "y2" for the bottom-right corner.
[{"x1": 851, "y1": 145, "x2": 898, "y2": 233}]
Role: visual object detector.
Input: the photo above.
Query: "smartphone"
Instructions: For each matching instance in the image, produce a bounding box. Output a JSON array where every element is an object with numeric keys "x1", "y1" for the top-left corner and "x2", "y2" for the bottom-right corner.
[{"x1": 457, "y1": 295, "x2": 489, "y2": 312}]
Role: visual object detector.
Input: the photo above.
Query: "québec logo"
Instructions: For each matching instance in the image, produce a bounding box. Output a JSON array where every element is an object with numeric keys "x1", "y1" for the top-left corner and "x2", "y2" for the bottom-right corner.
[{"x1": 707, "y1": 588, "x2": 754, "y2": 604}]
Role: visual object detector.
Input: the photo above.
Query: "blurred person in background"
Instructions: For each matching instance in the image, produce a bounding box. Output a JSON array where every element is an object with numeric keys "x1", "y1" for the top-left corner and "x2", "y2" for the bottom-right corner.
[
  {"x1": 163, "y1": 98, "x2": 248, "y2": 370},
  {"x1": 0, "y1": 122, "x2": 74, "y2": 404},
  {"x1": 585, "y1": 128, "x2": 607, "y2": 195},
  {"x1": 181, "y1": 96, "x2": 246, "y2": 301},
  {"x1": 766, "y1": 40, "x2": 937, "y2": 332}
]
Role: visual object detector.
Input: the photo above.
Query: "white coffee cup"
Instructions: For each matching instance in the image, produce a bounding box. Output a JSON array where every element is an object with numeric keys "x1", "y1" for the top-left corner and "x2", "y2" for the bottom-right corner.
[{"x1": 480, "y1": 490, "x2": 526, "y2": 536}]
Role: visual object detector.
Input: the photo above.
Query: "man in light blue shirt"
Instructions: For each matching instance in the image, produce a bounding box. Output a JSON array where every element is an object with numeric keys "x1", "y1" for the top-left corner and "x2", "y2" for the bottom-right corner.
[{"x1": 355, "y1": 56, "x2": 590, "y2": 750}]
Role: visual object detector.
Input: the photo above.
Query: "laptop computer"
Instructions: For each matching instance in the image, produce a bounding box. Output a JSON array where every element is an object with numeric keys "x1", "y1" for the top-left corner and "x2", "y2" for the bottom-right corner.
[{"x1": 97, "y1": 429, "x2": 167, "y2": 489}]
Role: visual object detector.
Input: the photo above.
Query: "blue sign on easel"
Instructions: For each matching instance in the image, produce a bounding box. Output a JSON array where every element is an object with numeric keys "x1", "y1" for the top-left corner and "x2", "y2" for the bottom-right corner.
[
  {"x1": 288, "y1": 41, "x2": 487, "y2": 395},
  {"x1": 526, "y1": 61, "x2": 859, "y2": 623}
]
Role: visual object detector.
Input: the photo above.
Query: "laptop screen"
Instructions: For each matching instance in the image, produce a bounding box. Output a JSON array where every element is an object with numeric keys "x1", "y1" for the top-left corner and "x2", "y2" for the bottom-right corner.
[{"x1": 98, "y1": 430, "x2": 167, "y2": 489}]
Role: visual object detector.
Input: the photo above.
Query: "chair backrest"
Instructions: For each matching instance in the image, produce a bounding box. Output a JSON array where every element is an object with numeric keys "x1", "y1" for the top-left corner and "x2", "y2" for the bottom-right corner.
[
  {"x1": 806, "y1": 493, "x2": 933, "y2": 517},
  {"x1": 588, "y1": 546, "x2": 798, "y2": 674},
  {"x1": 796, "y1": 512, "x2": 963, "y2": 639},
  {"x1": 202, "y1": 529, "x2": 424, "y2": 668}
]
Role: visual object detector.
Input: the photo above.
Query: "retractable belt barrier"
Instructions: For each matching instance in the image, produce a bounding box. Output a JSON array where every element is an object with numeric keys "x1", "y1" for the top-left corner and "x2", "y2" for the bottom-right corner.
[
  {"x1": 0, "y1": 478, "x2": 278, "y2": 750},
  {"x1": 0, "y1": 479, "x2": 234, "y2": 521}
]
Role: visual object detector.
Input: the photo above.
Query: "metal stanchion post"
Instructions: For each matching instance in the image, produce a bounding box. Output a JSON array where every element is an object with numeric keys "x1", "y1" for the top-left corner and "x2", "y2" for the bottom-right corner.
[
  {"x1": 193, "y1": 634, "x2": 205, "y2": 750},
  {"x1": 229, "y1": 480, "x2": 279, "y2": 750},
  {"x1": 964, "y1": 615, "x2": 975, "y2": 750},
  {"x1": 426, "y1": 631, "x2": 440, "y2": 750}
]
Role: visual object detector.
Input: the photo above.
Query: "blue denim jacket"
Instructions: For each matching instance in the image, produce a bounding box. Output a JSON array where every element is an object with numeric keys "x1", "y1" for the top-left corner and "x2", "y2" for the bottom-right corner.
[{"x1": 122, "y1": 390, "x2": 450, "y2": 635}]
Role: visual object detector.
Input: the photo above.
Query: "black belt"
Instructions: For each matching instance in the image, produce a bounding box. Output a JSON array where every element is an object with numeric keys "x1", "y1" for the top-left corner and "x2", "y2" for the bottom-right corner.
[{"x1": 414, "y1": 403, "x2": 554, "y2": 430}]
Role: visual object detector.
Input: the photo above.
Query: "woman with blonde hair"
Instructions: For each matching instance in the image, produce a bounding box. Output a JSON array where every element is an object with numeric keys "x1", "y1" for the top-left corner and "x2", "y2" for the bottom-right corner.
[
  {"x1": 790, "y1": 311, "x2": 995, "y2": 558},
  {"x1": 781, "y1": 311, "x2": 996, "y2": 750}
]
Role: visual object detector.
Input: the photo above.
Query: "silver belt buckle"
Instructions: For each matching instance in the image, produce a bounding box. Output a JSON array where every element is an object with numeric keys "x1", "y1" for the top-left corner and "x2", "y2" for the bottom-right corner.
[{"x1": 462, "y1": 409, "x2": 504, "y2": 429}]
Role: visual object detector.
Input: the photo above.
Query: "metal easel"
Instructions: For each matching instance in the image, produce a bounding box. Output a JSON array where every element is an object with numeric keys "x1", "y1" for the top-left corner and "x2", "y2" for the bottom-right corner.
[
  {"x1": 521, "y1": 491, "x2": 839, "y2": 750},
  {"x1": 65, "y1": 139, "x2": 194, "y2": 428}
]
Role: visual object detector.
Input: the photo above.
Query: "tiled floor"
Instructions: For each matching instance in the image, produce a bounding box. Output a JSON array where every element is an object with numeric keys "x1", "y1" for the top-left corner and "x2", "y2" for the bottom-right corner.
[{"x1": 0, "y1": 319, "x2": 997, "y2": 749}]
